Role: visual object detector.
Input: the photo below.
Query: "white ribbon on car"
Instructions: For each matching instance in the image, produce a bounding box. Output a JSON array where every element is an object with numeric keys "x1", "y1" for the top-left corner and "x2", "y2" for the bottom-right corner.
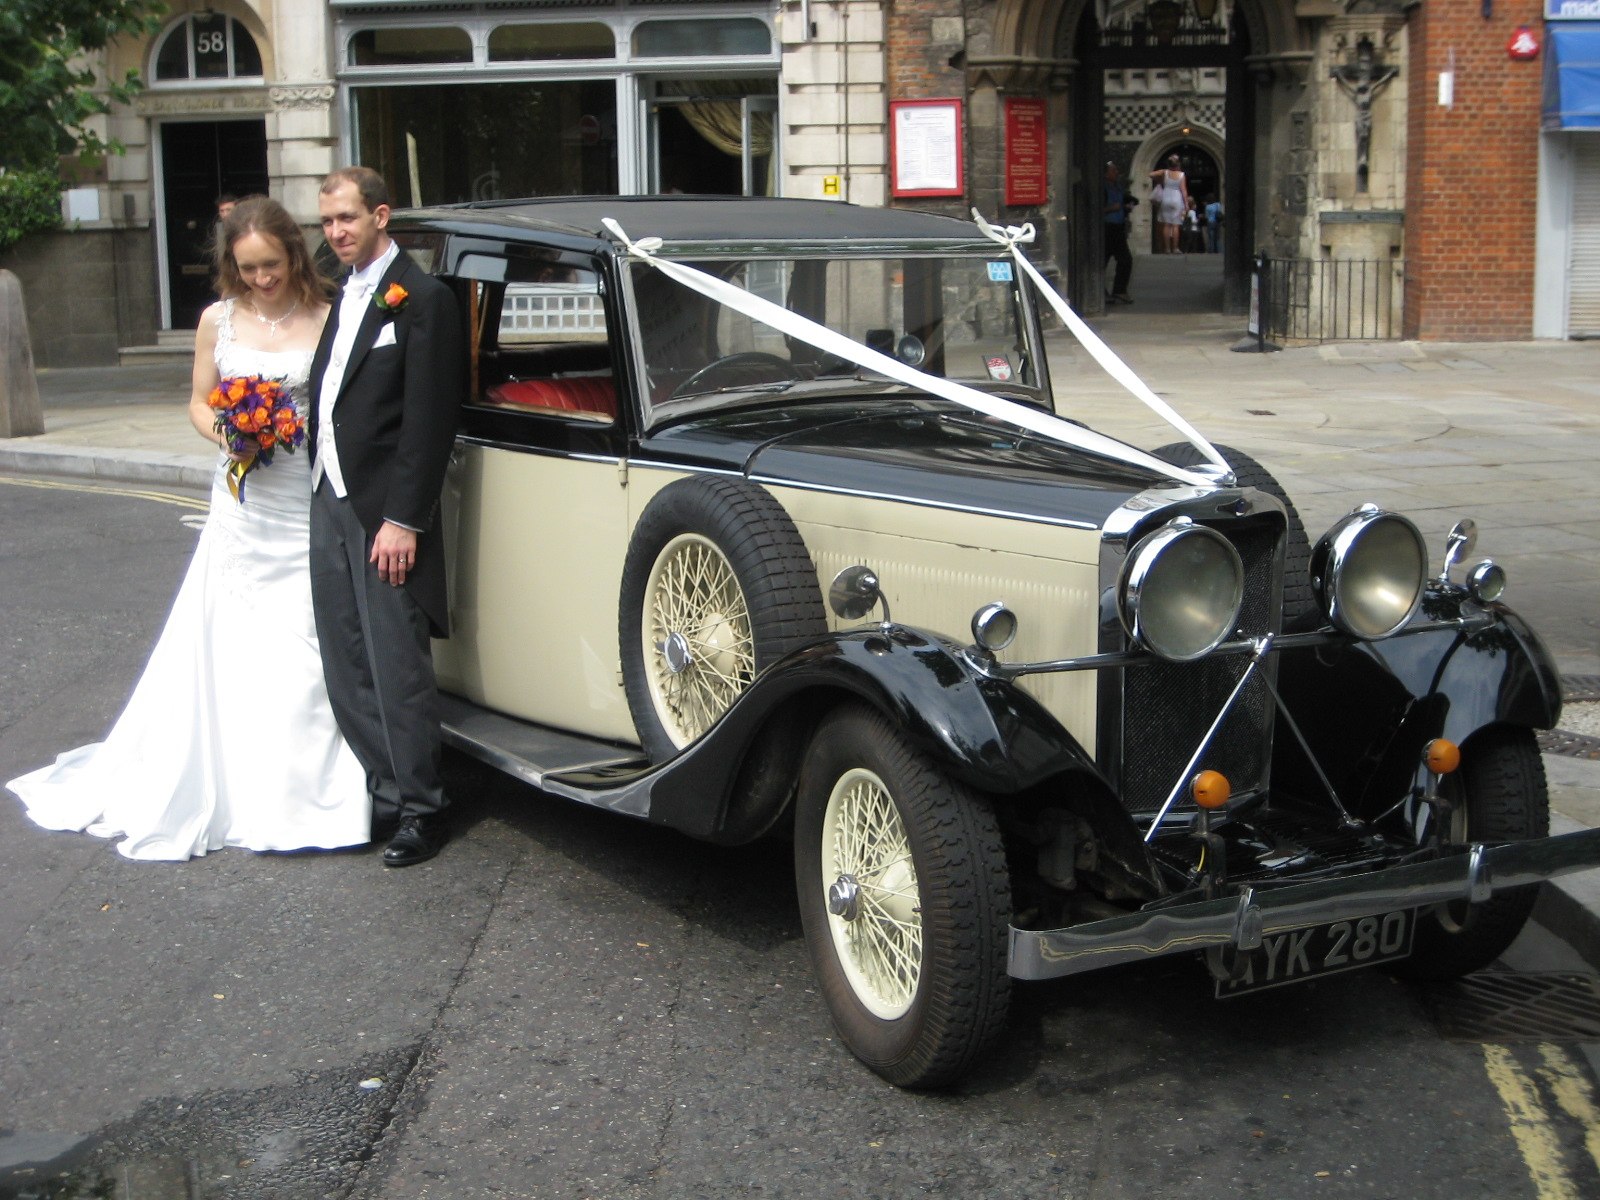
[
  {"x1": 602, "y1": 216, "x2": 1219, "y2": 488},
  {"x1": 970, "y1": 211, "x2": 1228, "y2": 474}
]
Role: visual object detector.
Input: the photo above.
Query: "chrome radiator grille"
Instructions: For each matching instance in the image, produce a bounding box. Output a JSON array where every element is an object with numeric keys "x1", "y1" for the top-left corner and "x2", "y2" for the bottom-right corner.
[{"x1": 1111, "y1": 521, "x2": 1283, "y2": 816}]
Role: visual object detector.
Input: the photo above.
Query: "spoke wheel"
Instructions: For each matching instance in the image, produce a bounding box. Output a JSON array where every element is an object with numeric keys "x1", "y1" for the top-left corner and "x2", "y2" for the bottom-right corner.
[
  {"x1": 1392, "y1": 725, "x2": 1550, "y2": 981},
  {"x1": 821, "y1": 767, "x2": 923, "y2": 1019},
  {"x1": 641, "y1": 533, "x2": 756, "y2": 747},
  {"x1": 621, "y1": 477, "x2": 827, "y2": 761},
  {"x1": 796, "y1": 703, "x2": 1011, "y2": 1088}
]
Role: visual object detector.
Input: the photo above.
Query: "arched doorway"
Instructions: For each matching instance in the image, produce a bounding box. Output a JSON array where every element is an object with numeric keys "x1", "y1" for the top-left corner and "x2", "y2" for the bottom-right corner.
[
  {"x1": 1064, "y1": 1, "x2": 1253, "y2": 315},
  {"x1": 1133, "y1": 133, "x2": 1223, "y2": 255}
]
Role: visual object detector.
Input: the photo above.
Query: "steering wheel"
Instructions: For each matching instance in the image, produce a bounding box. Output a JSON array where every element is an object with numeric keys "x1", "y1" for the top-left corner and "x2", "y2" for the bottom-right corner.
[{"x1": 673, "y1": 351, "x2": 799, "y2": 398}]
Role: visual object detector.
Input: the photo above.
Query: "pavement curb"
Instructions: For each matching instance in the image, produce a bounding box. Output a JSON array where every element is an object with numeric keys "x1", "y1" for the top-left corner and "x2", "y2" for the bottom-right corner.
[{"x1": 0, "y1": 441, "x2": 214, "y2": 491}]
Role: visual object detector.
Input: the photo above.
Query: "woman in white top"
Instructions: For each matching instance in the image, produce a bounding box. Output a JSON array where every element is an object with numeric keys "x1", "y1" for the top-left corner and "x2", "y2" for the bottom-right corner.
[{"x1": 1150, "y1": 154, "x2": 1190, "y2": 255}]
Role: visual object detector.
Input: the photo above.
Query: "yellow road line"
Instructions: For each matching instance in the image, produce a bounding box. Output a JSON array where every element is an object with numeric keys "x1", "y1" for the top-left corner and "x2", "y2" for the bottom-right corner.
[
  {"x1": 0, "y1": 473, "x2": 209, "y2": 511},
  {"x1": 1483, "y1": 1043, "x2": 1579, "y2": 1200},
  {"x1": 1538, "y1": 1044, "x2": 1600, "y2": 1176}
]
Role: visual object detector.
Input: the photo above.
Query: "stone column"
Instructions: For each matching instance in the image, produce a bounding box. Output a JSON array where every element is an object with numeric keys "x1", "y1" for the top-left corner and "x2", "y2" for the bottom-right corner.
[{"x1": 0, "y1": 270, "x2": 44, "y2": 438}]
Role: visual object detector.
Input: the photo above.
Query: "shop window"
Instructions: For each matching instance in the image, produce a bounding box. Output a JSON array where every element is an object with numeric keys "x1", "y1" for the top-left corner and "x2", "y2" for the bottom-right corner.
[
  {"x1": 488, "y1": 22, "x2": 616, "y2": 62},
  {"x1": 632, "y1": 19, "x2": 771, "y2": 57},
  {"x1": 349, "y1": 27, "x2": 472, "y2": 67},
  {"x1": 153, "y1": 14, "x2": 263, "y2": 82},
  {"x1": 352, "y1": 80, "x2": 618, "y2": 207}
]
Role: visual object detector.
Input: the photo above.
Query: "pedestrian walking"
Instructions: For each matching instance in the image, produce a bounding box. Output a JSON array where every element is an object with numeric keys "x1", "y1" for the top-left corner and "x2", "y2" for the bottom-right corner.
[{"x1": 1149, "y1": 154, "x2": 1189, "y2": 255}]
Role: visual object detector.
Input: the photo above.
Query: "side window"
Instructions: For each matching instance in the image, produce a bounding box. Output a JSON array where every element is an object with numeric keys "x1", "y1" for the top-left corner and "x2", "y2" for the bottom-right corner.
[{"x1": 472, "y1": 256, "x2": 616, "y2": 424}]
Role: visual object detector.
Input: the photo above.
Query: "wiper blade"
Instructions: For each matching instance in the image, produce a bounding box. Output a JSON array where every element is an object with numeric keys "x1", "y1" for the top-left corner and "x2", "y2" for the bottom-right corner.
[{"x1": 674, "y1": 380, "x2": 798, "y2": 400}]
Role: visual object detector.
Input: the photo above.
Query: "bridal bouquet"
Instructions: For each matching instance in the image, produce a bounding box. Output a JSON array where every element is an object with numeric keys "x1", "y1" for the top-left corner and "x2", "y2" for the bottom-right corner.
[{"x1": 208, "y1": 374, "x2": 306, "y2": 503}]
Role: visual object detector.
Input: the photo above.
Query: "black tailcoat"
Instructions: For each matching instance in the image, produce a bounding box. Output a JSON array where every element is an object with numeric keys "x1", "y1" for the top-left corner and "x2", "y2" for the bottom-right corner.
[{"x1": 307, "y1": 251, "x2": 463, "y2": 636}]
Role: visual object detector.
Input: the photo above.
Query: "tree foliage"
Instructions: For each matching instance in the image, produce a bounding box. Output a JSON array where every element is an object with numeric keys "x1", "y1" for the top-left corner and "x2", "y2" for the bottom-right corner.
[
  {"x1": 0, "y1": 167, "x2": 63, "y2": 250},
  {"x1": 0, "y1": 0, "x2": 168, "y2": 171}
]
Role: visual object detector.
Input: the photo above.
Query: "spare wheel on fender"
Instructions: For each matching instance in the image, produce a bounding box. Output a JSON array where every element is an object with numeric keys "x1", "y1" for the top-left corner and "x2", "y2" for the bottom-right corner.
[{"x1": 619, "y1": 476, "x2": 828, "y2": 762}]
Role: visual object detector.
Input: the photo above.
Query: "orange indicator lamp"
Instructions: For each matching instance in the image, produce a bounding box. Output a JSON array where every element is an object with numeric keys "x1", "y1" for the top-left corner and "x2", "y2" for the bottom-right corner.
[
  {"x1": 1424, "y1": 738, "x2": 1461, "y2": 775},
  {"x1": 1192, "y1": 770, "x2": 1231, "y2": 810}
]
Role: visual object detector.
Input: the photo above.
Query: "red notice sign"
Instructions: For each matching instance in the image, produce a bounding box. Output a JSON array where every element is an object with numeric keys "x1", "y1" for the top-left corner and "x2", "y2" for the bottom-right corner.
[{"x1": 1004, "y1": 98, "x2": 1049, "y2": 208}]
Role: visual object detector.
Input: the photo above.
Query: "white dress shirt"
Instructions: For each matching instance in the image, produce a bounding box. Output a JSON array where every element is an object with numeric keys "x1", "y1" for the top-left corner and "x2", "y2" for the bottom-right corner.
[{"x1": 313, "y1": 240, "x2": 400, "y2": 496}]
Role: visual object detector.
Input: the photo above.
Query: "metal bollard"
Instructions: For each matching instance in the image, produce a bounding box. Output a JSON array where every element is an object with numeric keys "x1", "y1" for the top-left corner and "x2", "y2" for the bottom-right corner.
[{"x1": 0, "y1": 270, "x2": 44, "y2": 437}]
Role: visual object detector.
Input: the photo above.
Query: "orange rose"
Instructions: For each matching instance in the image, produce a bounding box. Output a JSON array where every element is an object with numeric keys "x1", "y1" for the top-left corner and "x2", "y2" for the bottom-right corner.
[
  {"x1": 228, "y1": 380, "x2": 246, "y2": 402},
  {"x1": 208, "y1": 386, "x2": 228, "y2": 409},
  {"x1": 258, "y1": 429, "x2": 277, "y2": 449},
  {"x1": 377, "y1": 283, "x2": 409, "y2": 312}
]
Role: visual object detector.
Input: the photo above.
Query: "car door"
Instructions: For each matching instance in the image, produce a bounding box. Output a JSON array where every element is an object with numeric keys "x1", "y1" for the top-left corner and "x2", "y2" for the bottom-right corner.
[{"x1": 433, "y1": 244, "x2": 639, "y2": 743}]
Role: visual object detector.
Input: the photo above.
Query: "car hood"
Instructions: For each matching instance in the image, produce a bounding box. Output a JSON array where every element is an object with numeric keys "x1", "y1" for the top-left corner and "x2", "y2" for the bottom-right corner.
[{"x1": 637, "y1": 400, "x2": 1180, "y2": 530}]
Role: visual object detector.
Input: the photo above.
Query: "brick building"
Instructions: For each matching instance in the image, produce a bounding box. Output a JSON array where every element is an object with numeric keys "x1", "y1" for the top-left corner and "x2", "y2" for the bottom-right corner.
[
  {"x1": 873, "y1": 0, "x2": 1598, "y2": 339},
  {"x1": 7, "y1": 0, "x2": 1600, "y2": 361}
]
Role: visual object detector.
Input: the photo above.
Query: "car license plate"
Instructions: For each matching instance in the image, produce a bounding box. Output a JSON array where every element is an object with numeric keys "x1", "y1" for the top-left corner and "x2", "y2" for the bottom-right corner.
[{"x1": 1216, "y1": 910, "x2": 1415, "y2": 997}]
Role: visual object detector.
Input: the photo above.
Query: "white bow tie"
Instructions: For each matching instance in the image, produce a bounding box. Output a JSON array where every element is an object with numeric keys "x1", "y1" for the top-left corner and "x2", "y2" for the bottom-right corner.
[{"x1": 344, "y1": 273, "x2": 374, "y2": 297}]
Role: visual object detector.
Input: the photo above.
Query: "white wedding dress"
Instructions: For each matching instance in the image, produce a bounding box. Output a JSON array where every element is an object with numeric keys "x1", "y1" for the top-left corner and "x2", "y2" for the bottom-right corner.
[{"x1": 7, "y1": 300, "x2": 369, "y2": 858}]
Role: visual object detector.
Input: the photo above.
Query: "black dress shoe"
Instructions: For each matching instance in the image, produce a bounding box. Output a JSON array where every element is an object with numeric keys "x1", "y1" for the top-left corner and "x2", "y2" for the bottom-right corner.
[{"x1": 382, "y1": 815, "x2": 449, "y2": 868}]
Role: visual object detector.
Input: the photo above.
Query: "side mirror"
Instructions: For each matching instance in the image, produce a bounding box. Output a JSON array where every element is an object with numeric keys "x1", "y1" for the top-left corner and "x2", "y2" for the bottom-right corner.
[{"x1": 1439, "y1": 519, "x2": 1478, "y2": 583}]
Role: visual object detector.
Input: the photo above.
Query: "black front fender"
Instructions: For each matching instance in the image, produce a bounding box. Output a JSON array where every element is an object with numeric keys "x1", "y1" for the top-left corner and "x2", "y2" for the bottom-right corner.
[
  {"x1": 561, "y1": 626, "x2": 1101, "y2": 842},
  {"x1": 1273, "y1": 597, "x2": 1562, "y2": 812}
]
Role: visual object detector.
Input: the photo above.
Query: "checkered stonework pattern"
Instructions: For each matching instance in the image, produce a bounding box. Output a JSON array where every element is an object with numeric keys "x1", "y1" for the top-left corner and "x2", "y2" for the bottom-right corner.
[{"x1": 1104, "y1": 100, "x2": 1224, "y2": 139}]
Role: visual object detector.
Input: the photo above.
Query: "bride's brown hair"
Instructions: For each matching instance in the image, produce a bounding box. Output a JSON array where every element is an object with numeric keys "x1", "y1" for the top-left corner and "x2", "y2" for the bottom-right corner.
[{"x1": 213, "y1": 196, "x2": 335, "y2": 309}]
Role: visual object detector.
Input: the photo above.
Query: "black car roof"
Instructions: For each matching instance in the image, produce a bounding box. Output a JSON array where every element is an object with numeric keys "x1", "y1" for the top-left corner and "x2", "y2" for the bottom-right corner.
[{"x1": 394, "y1": 195, "x2": 1000, "y2": 253}]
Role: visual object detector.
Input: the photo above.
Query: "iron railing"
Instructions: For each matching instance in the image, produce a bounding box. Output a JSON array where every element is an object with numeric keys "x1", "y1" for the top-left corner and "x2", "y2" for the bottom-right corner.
[{"x1": 1256, "y1": 255, "x2": 1405, "y2": 343}]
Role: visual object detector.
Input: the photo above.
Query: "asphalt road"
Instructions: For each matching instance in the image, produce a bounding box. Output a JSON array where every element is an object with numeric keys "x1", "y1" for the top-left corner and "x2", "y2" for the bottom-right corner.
[{"x1": 2, "y1": 475, "x2": 1599, "y2": 1200}]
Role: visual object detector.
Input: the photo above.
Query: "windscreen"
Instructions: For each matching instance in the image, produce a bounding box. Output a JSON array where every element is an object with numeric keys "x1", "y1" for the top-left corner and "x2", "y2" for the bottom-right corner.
[{"x1": 630, "y1": 253, "x2": 1044, "y2": 407}]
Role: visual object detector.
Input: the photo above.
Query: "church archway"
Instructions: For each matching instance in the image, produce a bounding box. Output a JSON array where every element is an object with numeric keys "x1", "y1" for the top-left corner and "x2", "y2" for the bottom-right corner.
[{"x1": 983, "y1": 0, "x2": 1305, "y2": 316}]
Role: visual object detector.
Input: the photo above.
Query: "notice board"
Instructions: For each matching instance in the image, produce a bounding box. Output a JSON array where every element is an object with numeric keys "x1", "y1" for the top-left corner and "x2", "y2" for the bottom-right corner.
[
  {"x1": 1004, "y1": 98, "x2": 1048, "y2": 207},
  {"x1": 889, "y1": 98, "x2": 964, "y2": 197}
]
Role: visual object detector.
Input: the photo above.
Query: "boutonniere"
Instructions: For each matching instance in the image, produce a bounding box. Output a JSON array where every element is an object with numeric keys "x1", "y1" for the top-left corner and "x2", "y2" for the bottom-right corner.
[{"x1": 375, "y1": 283, "x2": 409, "y2": 313}]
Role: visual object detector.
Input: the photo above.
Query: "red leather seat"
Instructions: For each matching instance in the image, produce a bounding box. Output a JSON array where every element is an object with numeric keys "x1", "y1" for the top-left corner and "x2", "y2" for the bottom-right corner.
[{"x1": 485, "y1": 377, "x2": 617, "y2": 420}]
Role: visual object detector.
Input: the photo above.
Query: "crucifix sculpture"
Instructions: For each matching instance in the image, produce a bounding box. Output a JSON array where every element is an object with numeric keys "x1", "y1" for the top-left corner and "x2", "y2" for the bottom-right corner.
[{"x1": 1332, "y1": 36, "x2": 1399, "y2": 194}]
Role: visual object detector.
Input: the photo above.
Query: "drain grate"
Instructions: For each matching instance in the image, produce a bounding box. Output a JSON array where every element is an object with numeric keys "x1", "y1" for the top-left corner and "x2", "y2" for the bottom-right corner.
[
  {"x1": 1421, "y1": 971, "x2": 1600, "y2": 1042},
  {"x1": 1539, "y1": 729, "x2": 1600, "y2": 760},
  {"x1": 1538, "y1": 676, "x2": 1600, "y2": 759},
  {"x1": 1563, "y1": 675, "x2": 1600, "y2": 703}
]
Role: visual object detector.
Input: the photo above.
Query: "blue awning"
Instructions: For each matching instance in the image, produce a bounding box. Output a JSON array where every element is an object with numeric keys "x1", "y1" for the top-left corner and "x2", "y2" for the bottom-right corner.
[{"x1": 1545, "y1": 23, "x2": 1600, "y2": 130}]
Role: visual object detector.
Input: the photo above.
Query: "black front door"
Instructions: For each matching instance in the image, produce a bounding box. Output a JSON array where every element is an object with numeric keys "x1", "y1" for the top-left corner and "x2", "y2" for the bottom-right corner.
[{"x1": 160, "y1": 120, "x2": 268, "y2": 329}]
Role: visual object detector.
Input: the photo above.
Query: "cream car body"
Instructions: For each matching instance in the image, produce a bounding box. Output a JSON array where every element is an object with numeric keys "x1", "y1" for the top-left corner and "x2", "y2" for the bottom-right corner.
[{"x1": 391, "y1": 197, "x2": 1597, "y2": 1090}]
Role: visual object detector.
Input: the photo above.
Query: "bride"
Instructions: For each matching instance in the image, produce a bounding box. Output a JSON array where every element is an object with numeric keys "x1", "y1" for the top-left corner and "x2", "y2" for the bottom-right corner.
[{"x1": 7, "y1": 197, "x2": 368, "y2": 858}]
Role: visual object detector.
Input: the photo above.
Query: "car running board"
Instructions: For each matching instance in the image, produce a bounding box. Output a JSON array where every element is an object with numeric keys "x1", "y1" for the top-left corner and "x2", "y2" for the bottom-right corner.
[{"x1": 439, "y1": 693, "x2": 651, "y2": 810}]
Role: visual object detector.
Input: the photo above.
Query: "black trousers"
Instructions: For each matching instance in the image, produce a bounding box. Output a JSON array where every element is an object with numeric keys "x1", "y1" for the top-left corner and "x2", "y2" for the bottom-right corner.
[
  {"x1": 310, "y1": 481, "x2": 446, "y2": 821},
  {"x1": 1104, "y1": 223, "x2": 1132, "y2": 297}
]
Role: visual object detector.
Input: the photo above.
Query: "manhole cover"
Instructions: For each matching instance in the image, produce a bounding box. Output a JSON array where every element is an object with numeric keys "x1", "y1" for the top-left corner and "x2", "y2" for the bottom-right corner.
[{"x1": 1421, "y1": 971, "x2": 1600, "y2": 1042}]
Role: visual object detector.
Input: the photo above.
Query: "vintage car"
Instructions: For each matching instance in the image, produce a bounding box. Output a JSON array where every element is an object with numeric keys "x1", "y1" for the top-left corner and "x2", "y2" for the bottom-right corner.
[{"x1": 389, "y1": 196, "x2": 1600, "y2": 1089}]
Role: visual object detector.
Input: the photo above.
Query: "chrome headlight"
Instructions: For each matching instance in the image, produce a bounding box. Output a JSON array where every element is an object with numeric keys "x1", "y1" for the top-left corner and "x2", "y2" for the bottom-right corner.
[
  {"x1": 1467, "y1": 560, "x2": 1506, "y2": 604},
  {"x1": 1311, "y1": 507, "x2": 1427, "y2": 639},
  {"x1": 1119, "y1": 520, "x2": 1245, "y2": 662},
  {"x1": 971, "y1": 602, "x2": 1018, "y2": 653}
]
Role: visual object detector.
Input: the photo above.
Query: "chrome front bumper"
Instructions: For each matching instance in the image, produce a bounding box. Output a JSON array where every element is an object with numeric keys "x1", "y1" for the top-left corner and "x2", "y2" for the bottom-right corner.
[{"x1": 1008, "y1": 827, "x2": 1600, "y2": 981}]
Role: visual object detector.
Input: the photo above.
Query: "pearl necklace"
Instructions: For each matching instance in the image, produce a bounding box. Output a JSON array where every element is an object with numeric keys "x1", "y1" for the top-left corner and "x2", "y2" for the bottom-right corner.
[{"x1": 248, "y1": 298, "x2": 300, "y2": 337}]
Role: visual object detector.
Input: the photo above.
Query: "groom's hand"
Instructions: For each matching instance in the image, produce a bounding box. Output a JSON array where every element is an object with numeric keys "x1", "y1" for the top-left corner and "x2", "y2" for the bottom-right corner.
[{"x1": 372, "y1": 521, "x2": 419, "y2": 586}]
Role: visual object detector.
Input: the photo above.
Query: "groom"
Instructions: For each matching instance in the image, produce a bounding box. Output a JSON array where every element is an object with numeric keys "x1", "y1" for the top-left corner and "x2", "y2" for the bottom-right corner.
[{"x1": 307, "y1": 167, "x2": 463, "y2": 867}]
